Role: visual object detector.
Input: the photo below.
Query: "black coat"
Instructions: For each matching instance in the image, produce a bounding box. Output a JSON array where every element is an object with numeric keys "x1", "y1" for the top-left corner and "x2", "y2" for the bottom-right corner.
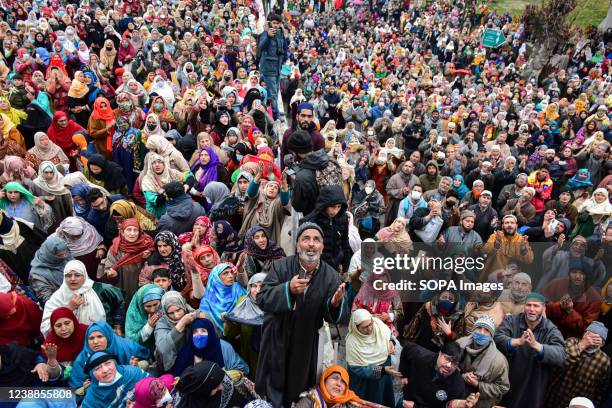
[
  {"x1": 256, "y1": 255, "x2": 349, "y2": 407},
  {"x1": 301, "y1": 185, "x2": 353, "y2": 272},
  {"x1": 291, "y1": 149, "x2": 331, "y2": 215},
  {"x1": 399, "y1": 342, "x2": 467, "y2": 407}
]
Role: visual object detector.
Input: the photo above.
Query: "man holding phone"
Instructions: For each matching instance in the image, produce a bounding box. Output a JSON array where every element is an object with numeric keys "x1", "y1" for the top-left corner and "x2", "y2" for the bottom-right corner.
[{"x1": 257, "y1": 13, "x2": 288, "y2": 121}]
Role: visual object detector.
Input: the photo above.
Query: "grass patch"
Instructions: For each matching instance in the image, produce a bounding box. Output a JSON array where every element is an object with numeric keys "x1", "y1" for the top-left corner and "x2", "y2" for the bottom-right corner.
[{"x1": 488, "y1": 0, "x2": 608, "y2": 26}]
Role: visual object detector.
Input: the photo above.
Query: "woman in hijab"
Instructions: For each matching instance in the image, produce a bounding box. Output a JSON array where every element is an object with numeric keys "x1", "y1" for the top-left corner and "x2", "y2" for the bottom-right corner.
[
  {"x1": 351, "y1": 179, "x2": 386, "y2": 240},
  {"x1": 0, "y1": 113, "x2": 25, "y2": 150},
  {"x1": 46, "y1": 111, "x2": 85, "y2": 156},
  {"x1": 148, "y1": 76, "x2": 176, "y2": 109},
  {"x1": 375, "y1": 217, "x2": 412, "y2": 254},
  {"x1": 29, "y1": 236, "x2": 74, "y2": 304},
  {"x1": 98, "y1": 218, "x2": 154, "y2": 301},
  {"x1": 0, "y1": 156, "x2": 35, "y2": 187},
  {"x1": 117, "y1": 38, "x2": 136, "y2": 66},
  {"x1": 125, "y1": 284, "x2": 164, "y2": 348},
  {"x1": 114, "y1": 91, "x2": 146, "y2": 129},
  {"x1": 112, "y1": 115, "x2": 146, "y2": 194},
  {"x1": 81, "y1": 351, "x2": 149, "y2": 408},
  {"x1": 190, "y1": 132, "x2": 229, "y2": 166},
  {"x1": 172, "y1": 316, "x2": 249, "y2": 377},
  {"x1": 149, "y1": 95, "x2": 176, "y2": 131},
  {"x1": 0, "y1": 210, "x2": 46, "y2": 282},
  {"x1": 190, "y1": 147, "x2": 230, "y2": 198},
  {"x1": 133, "y1": 374, "x2": 175, "y2": 408},
  {"x1": 352, "y1": 272, "x2": 403, "y2": 337},
  {"x1": 25, "y1": 131, "x2": 69, "y2": 171},
  {"x1": 42, "y1": 307, "x2": 88, "y2": 366},
  {"x1": 99, "y1": 39, "x2": 118, "y2": 80},
  {"x1": 345, "y1": 309, "x2": 396, "y2": 406},
  {"x1": 154, "y1": 290, "x2": 195, "y2": 372},
  {"x1": 52, "y1": 216, "x2": 106, "y2": 279},
  {"x1": 0, "y1": 181, "x2": 53, "y2": 232},
  {"x1": 212, "y1": 220, "x2": 244, "y2": 263},
  {"x1": 199, "y1": 263, "x2": 246, "y2": 334},
  {"x1": 144, "y1": 231, "x2": 188, "y2": 291},
  {"x1": 69, "y1": 320, "x2": 150, "y2": 388},
  {"x1": 174, "y1": 360, "x2": 255, "y2": 408},
  {"x1": 236, "y1": 227, "x2": 285, "y2": 283},
  {"x1": 141, "y1": 152, "x2": 186, "y2": 218},
  {"x1": 66, "y1": 71, "x2": 92, "y2": 127},
  {"x1": 0, "y1": 129, "x2": 26, "y2": 160},
  {"x1": 46, "y1": 64, "x2": 71, "y2": 114},
  {"x1": 296, "y1": 364, "x2": 369, "y2": 408},
  {"x1": 127, "y1": 79, "x2": 150, "y2": 109},
  {"x1": 224, "y1": 272, "x2": 266, "y2": 379},
  {"x1": 42, "y1": 260, "x2": 125, "y2": 338},
  {"x1": 146, "y1": 134, "x2": 190, "y2": 172},
  {"x1": 573, "y1": 187, "x2": 612, "y2": 238},
  {"x1": 70, "y1": 183, "x2": 93, "y2": 218},
  {"x1": 190, "y1": 244, "x2": 221, "y2": 288},
  {"x1": 30, "y1": 161, "x2": 73, "y2": 231},
  {"x1": 452, "y1": 175, "x2": 470, "y2": 200},
  {"x1": 85, "y1": 153, "x2": 128, "y2": 195},
  {"x1": 0, "y1": 96, "x2": 26, "y2": 126},
  {"x1": 0, "y1": 291, "x2": 43, "y2": 346},
  {"x1": 178, "y1": 216, "x2": 214, "y2": 249},
  {"x1": 142, "y1": 113, "x2": 166, "y2": 142},
  {"x1": 87, "y1": 97, "x2": 116, "y2": 159}
]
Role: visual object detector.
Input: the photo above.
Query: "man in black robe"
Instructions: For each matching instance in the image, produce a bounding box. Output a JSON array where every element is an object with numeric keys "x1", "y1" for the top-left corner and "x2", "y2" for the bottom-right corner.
[{"x1": 256, "y1": 222, "x2": 348, "y2": 407}]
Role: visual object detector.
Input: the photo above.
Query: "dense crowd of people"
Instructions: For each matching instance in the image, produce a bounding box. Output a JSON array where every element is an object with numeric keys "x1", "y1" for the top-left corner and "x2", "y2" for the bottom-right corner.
[{"x1": 0, "y1": 0, "x2": 611, "y2": 407}]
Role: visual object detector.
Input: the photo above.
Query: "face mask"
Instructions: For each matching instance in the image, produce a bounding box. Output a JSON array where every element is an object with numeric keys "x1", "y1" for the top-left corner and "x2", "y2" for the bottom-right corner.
[
  {"x1": 188, "y1": 77, "x2": 196, "y2": 84},
  {"x1": 147, "y1": 123, "x2": 157, "y2": 130},
  {"x1": 122, "y1": 42, "x2": 129, "y2": 48},
  {"x1": 193, "y1": 333, "x2": 208, "y2": 349},
  {"x1": 472, "y1": 332, "x2": 491, "y2": 347},
  {"x1": 437, "y1": 300, "x2": 454, "y2": 315},
  {"x1": 365, "y1": 186, "x2": 374, "y2": 195},
  {"x1": 106, "y1": 46, "x2": 113, "y2": 51},
  {"x1": 236, "y1": 154, "x2": 243, "y2": 162},
  {"x1": 99, "y1": 371, "x2": 123, "y2": 387},
  {"x1": 378, "y1": 102, "x2": 385, "y2": 107},
  {"x1": 584, "y1": 347, "x2": 599, "y2": 354},
  {"x1": 154, "y1": 103, "x2": 164, "y2": 111},
  {"x1": 411, "y1": 191, "x2": 422, "y2": 200},
  {"x1": 156, "y1": 390, "x2": 172, "y2": 407},
  {"x1": 119, "y1": 102, "x2": 132, "y2": 111}
]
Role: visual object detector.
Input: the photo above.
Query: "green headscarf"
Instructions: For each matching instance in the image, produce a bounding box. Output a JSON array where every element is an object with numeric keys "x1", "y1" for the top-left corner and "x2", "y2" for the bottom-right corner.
[
  {"x1": 125, "y1": 284, "x2": 165, "y2": 348},
  {"x1": 0, "y1": 181, "x2": 35, "y2": 209}
]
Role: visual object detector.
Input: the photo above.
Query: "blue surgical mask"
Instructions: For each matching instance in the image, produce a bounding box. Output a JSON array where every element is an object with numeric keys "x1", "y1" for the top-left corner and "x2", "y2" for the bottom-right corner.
[
  {"x1": 193, "y1": 333, "x2": 208, "y2": 349},
  {"x1": 236, "y1": 154, "x2": 243, "y2": 162},
  {"x1": 472, "y1": 332, "x2": 491, "y2": 347}
]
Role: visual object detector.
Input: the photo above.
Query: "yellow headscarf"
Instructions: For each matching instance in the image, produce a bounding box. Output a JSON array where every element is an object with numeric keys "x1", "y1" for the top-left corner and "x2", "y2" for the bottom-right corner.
[
  {"x1": 0, "y1": 113, "x2": 16, "y2": 137},
  {"x1": 68, "y1": 71, "x2": 89, "y2": 99},
  {"x1": 602, "y1": 277, "x2": 612, "y2": 314},
  {"x1": 0, "y1": 96, "x2": 27, "y2": 125}
]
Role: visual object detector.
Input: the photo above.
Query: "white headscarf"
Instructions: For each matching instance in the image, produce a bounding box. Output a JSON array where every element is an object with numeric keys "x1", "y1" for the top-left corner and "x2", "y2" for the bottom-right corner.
[
  {"x1": 40, "y1": 259, "x2": 106, "y2": 336},
  {"x1": 148, "y1": 76, "x2": 175, "y2": 107},
  {"x1": 345, "y1": 309, "x2": 391, "y2": 366},
  {"x1": 33, "y1": 161, "x2": 69, "y2": 195}
]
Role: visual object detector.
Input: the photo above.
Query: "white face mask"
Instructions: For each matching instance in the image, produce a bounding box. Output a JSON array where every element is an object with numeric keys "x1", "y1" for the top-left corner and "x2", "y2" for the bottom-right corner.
[
  {"x1": 156, "y1": 390, "x2": 173, "y2": 407},
  {"x1": 365, "y1": 186, "x2": 374, "y2": 195},
  {"x1": 411, "y1": 191, "x2": 422, "y2": 200}
]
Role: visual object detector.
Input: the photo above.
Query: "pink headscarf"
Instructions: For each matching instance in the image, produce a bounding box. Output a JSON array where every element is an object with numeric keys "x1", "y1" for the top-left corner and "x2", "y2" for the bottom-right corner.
[{"x1": 133, "y1": 374, "x2": 175, "y2": 408}]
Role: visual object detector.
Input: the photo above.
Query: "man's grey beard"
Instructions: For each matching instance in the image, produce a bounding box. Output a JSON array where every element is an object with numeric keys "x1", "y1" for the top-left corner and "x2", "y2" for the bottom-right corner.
[{"x1": 297, "y1": 248, "x2": 321, "y2": 265}]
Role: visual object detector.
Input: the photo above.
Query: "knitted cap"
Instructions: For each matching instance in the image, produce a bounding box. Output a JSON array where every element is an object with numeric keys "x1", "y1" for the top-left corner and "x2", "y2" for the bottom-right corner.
[
  {"x1": 569, "y1": 397, "x2": 594, "y2": 408},
  {"x1": 525, "y1": 292, "x2": 546, "y2": 303},
  {"x1": 287, "y1": 130, "x2": 313, "y2": 154},
  {"x1": 473, "y1": 315, "x2": 496, "y2": 335},
  {"x1": 460, "y1": 210, "x2": 476, "y2": 221},
  {"x1": 296, "y1": 222, "x2": 323, "y2": 242},
  {"x1": 586, "y1": 321, "x2": 608, "y2": 341}
]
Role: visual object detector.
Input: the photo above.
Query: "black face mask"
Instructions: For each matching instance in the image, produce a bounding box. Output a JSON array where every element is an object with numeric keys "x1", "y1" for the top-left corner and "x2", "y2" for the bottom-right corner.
[
  {"x1": 446, "y1": 201, "x2": 456, "y2": 207},
  {"x1": 105, "y1": 46, "x2": 113, "y2": 50}
]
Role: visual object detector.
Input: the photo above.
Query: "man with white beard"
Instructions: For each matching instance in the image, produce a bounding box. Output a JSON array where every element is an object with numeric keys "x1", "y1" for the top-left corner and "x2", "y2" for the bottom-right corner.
[
  {"x1": 494, "y1": 292, "x2": 566, "y2": 408},
  {"x1": 256, "y1": 222, "x2": 348, "y2": 407}
]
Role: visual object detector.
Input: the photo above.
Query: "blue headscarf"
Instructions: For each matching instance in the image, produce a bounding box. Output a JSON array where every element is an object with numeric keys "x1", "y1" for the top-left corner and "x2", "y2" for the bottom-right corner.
[
  {"x1": 82, "y1": 352, "x2": 149, "y2": 408},
  {"x1": 70, "y1": 184, "x2": 92, "y2": 217},
  {"x1": 199, "y1": 263, "x2": 246, "y2": 334},
  {"x1": 32, "y1": 91, "x2": 53, "y2": 118},
  {"x1": 452, "y1": 175, "x2": 470, "y2": 199},
  {"x1": 83, "y1": 70, "x2": 101, "y2": 104},
  {"x1": 171, "y1": 317, "x2": 224, "y2": 376},
  {"x1": 566, "y1": 168, "x2": 593, "y2": 190},
  {"x1": 69, "y1": 321, "x2": 150, "y2": 387},
  {"x1": 35, "y1": 47, "x2": 51, "y2": 66}
]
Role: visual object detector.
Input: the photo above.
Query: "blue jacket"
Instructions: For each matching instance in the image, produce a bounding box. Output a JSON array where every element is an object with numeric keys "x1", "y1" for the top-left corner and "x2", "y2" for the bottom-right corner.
[{"x1": 257, "y1": 31, "x2": 289, "y2": 77}]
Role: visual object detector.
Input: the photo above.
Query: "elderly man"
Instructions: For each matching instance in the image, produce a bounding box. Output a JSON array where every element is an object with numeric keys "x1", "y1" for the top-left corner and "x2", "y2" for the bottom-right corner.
[
  {"x1": 409, "y1": 199, "x2": 449, "y2": 243},
  {"x1": 501, "y1": 187, "x2": 537, "y2": 226},
  {"x1": 423, "y1": 176, "x2": 452, "y2": 203},
  {"x1": 543, "y1": 321, "x2": 610, "y2": 408},
  {"x1": 497, "y1": 272, "x2": 533, "y2": 315},
  {"x1": 494, "y1": 292, "x2": 566, "y2": 408},
  {"x1": 497, "y1": 173, "x2": 528, "y2": 210},
  {"x1": 256, "y1": 222, "x2": 348, "y2": 407},
  {"x1": 399, "y1": 341, "x2": 481, "y2": 408},
  {"x1": 457, "y1": 316, "x2": 510, "y2": 408}
]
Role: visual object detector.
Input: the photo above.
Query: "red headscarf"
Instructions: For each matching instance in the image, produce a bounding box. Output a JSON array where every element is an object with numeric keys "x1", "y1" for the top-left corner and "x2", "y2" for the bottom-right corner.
[
  {"x1": 110, "y1": 218, "x2": 154, "y2": 270},
  {"x1": 47, "y1": 111, "x2": 85, "y2": 149},
  {"x1": 45, "y1": 54, "x2": 69, "y2": 79},
  {"x1": 43, "y1": 307, "x2": 88, "y2": 362},
  {"x1": 193, "y1": 244, "x2": 220, "y2": 284},
  {"x1": 0, "y1": 291, "x2": 43, "y2": 346},
  {"x1": 91, "y1": 97, "x2": 116, "y2": 124}
]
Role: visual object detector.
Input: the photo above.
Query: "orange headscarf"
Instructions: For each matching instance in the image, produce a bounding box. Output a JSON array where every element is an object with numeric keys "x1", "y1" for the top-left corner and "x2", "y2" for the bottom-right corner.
[
  {"x1": 92, "y1": 97, "x2": 116, "y2": 123},
  {"x1": 319, "y1": 365, "x2": 363, "y2": 406},
  {"x1": 601, "y1": 277, "x2": 612, "y2": 314}
]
